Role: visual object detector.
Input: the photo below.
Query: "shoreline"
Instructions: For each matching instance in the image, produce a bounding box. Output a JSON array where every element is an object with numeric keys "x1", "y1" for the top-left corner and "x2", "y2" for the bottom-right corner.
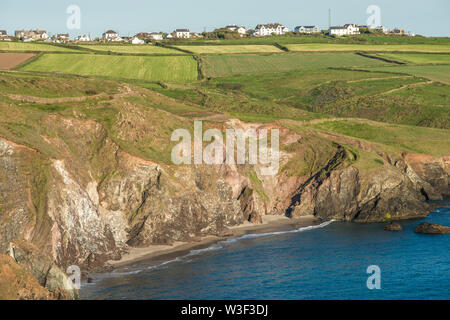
[{"x1": 103, "y1": 215, "x2": 321, "y2": 271}]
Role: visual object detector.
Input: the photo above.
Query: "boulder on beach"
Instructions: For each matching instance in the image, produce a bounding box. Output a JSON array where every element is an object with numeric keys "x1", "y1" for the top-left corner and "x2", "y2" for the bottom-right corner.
[
  {"x1": 384, "y1": 222, "x2": 402, "y2": 231},
  {"x1": 414, "y1": 222, "x2": 450, "y2": 234}
]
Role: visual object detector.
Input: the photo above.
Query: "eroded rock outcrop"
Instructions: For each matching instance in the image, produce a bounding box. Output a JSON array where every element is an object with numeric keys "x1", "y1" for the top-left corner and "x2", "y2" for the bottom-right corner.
[
  {"x1": 0, "y1": 254, "x2": 53, "y2": 300},
  {"x1": 384, "y1": 222, "x2": 402, "y2": 231},
  {"x1": 0, "y1": 115, "x2": 448, "y2": 299},
  {"x1": 414, "y1": 222, "x2": 450, "y2": 234},
  {"x1": 404, "y1": 154, "x2": 450, "y2": 197}
]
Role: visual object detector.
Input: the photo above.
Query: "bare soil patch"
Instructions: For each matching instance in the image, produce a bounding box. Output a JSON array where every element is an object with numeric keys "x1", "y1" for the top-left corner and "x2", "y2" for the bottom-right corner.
[{"x1": 0, "y1": 53, "x2": 36, "y2": 70}]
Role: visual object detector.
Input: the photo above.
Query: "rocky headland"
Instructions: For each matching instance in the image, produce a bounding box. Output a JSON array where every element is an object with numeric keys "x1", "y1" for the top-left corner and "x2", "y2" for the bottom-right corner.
[{"x1": 0, "y1": 81, "x2": 448, "y2": 299}]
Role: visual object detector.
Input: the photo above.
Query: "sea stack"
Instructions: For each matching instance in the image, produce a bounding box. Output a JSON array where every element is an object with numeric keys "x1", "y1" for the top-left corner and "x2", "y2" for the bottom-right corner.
[{"x1": 414, "y1": 222, "x2": 450, "y2": 234}]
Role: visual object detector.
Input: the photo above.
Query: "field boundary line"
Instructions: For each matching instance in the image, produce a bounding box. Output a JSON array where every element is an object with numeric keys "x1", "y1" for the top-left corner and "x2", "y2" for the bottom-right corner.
[
  {"x1": 346, "y1": 75, "x2": 413, "y2": 83},
  {"x1": 355, "y1": 52, "x2": 405, "y2": 65},
  {"x1": 380, "y1": 80, "x2": 434, "y2": 95},
  {"x1": 274, "y1": 43, "x2": 289, "y2": 52},
  {"x1": 11, "y1": 52, "x2": 44, "y2": 70},
  {"x1": 193, "y1": 55, "x2": 206, "y2": 80},
  {"x1": 158, "y1": 42, "x2": 195, "y2": 54}
]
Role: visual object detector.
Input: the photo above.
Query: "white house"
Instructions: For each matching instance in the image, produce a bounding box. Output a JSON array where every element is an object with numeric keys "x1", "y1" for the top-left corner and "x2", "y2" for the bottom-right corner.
[
  {"x1": 131, "y1": 36, "x2": 144, "y2": 44},
  {"x1": 226, "y1": 25, "x2": 247, "y2": 36},
  {"x1": 330, "y1": 24, "x2": 360, "y2": 36},
  {"x1": 57, "y1": 33, "x2": 69, "y2": 42},
  {"x1": 173, "y1": 29, "x2": 190, "y2": 39},
  {"x1": 254, "y1": 23, "x2": 288, "y2": 36},
  {"x1": 0, "y1": 30, "x2": 8, "y2": 40},
  {"x1": 35, "y1": 30, "x2": 48, "y2": 40},
  {"x1": 76, "y1": 34, "x2": 91, "y2": 42},
  {"x1": 294, "y1": 25, "x2": 320, "y2": 34},
  {"x1": 15, "y1": 29, "x2": 48, "y2": 41},
  {"x1": 102, "y1": 30, "x2": 119, "y2": 41},
  {"x1": 150, "y1": 32, "x2": 163, "y2": 40}
]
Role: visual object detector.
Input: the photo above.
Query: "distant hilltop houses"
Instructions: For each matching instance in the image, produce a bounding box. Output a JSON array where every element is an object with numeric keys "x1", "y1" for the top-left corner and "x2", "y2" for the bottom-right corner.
[
  {"x1": 294, "y1": 26, "x2": 320, "y2": 34},
  {"x1": 0, "y1": 21, "x2": 414, "y2": 43},
  {"x1": 225, "y1": 25, "x2": 247, "y2": 36},
  {"x1": 330, "y1": 24, "x2": 360, "y2": 36},
  {"x1": 254, "y1": 23, "x2": 289, "y2": 36},
  {"x1": 14, "y1": 29, "x2": 49, "y2": 41}
]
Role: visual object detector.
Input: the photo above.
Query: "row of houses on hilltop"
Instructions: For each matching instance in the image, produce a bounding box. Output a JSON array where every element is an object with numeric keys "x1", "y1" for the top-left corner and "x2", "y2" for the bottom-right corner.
[
  {"x1": 0, "y1": 22, "x2": 410, "y2": 43},
  {"x1": 14, "y1": 29, "x2": 49, "y2": 41}
]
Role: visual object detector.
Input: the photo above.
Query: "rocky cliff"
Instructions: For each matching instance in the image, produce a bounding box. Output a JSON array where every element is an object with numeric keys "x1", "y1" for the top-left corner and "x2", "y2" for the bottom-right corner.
[{"x1": 0, "y1": 79, "x2": 448, "y2": 299}]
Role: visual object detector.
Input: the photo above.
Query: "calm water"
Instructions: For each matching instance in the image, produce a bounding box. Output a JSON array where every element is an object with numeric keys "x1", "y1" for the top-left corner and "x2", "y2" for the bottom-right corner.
[{"x1": 81, "y1": 200, "x2": 449, "y2": 300}]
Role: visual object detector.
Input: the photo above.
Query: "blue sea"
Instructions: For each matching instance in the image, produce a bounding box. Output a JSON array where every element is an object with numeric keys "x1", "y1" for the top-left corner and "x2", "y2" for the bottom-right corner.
[{"x1": 81, "y1": 200, "x2": 449, "y2": 300}]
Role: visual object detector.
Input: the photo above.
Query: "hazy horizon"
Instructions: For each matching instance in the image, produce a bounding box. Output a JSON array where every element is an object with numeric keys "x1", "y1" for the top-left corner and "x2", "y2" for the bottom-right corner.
[{"x1": 1, "y1": 0, "x2": 449, "y2": 38}]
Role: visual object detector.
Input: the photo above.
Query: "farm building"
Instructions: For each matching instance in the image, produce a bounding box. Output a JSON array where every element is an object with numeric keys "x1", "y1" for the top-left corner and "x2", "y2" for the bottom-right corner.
[
  {"x1": 294, "y1": 25, "x2": 320, "y2": 34},
  {"x1": 131, "y1": 36, "x2": 145, "y2": 44},
  {"x1": 57, "y1": 33, "x2": 69, "y2": 42},
  {"x1": 76, "y1": 34, "x2": 91, "y2": 42},
  {"x1": 150, "y1": 32, "x2": 164, "y2": 40},
  {"x1": 0, "y1": 30, "x2": 9, "y2": 40},
  {"x1": 225, "y1": 25, "x2": 247, "y2": 35},
  {"x1": 102, "y1": 30, "x2": 121, "y2": 41},
  {"x1": 254, "y1": 23, "x2": 289, "y2": 36},
  {"x1": 330, "y1": 24, "x2": 360, "y2": 36},
  {"x1": 173, "y1": 29, "x2": 191, "y2": 39},
  {"x1": 14, "y1": 29, "x2": 48, "y2": 41},
  {"x1": 135, "y1": 32, "x2": 164, "y2": 40}
]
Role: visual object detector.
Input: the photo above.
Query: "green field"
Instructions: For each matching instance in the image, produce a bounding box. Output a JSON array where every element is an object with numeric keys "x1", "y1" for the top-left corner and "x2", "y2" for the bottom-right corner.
[
  {"x1": 375, "y1": 53, "x2": 450, "y2": 64},
  {"x1": 20, "y1": 54, "x2": 198, "y2": 82},
  {"x1": 0, "y1": 41, "x2": 79, "y2": 52},
  {"x1": 285, "y1": 43, "x2": 450, "y2": 53},
  {"x1": 365, "y1": 65, "x2": 450, "y2": 84},
  {"x1": 165, "y1": 35, "x2": 450, "y2": 46},
  {"x1": 175, "y1": 45, "x2": 282, "y2": 54},
  {"x1": 78, "y1": 44, "x2": 182, "y2": 54},
  {"x1": 308, "y1": 120, "x2": 450, "y2": 156},
  {"x1": 204, "y1": 53, "x2": 388, "y2": 77},
  {"x1": 194, "y1": 66, "x2": 450, "y2": 128},
  {"x1": 0, "y1": 71, "x2": 120, "y2": 97}
]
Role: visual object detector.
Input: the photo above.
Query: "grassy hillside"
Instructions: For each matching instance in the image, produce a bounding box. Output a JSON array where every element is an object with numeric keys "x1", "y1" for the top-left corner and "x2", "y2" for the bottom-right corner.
[
  {"x1": 194, "y1": 67, "x2": 450, "y2": 128},
  {"x1": 307, "y1": 119, "x2": 450, "y2": 157},
  {"x1": 364, "y1": 65, "x2": 450, "y2": 84},
  {"x1": 0, "y1": 71, "x2": 448, "y2": 165},
  {"x1": 204, "y1": 53, "x2": 388, "y2": 77},
  {"x1": 0, "y1": 71, "x2": 120, "y2": 97},
  {"x1": 19, "y1": 53, "x2": 198, "y2": 82}
]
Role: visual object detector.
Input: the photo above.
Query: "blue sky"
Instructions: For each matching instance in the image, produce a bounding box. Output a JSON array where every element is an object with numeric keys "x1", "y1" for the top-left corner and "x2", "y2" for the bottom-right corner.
[{"x1": 1, "y1": 0, "x2": 449, "y2": 37}]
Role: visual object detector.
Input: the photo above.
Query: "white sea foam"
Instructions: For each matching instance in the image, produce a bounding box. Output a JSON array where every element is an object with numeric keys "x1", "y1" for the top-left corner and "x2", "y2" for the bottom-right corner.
[
  {"x1": 226, "y1": 219, "x2": 335, "y2": 241},
  {"x1": 85, "y1": 219, "x2": 335, "y2": 284}
]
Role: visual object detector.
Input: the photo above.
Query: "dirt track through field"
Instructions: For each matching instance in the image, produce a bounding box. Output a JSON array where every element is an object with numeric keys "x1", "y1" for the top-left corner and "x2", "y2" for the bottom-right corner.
[{"x1": 0, "y1": 53, "x2": 36, "y2": 69}]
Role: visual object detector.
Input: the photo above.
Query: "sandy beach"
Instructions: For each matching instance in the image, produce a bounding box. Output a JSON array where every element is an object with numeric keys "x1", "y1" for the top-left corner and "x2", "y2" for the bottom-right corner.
[{"x1": 105, "y1": 215, "x2": 319, "y2": 269}]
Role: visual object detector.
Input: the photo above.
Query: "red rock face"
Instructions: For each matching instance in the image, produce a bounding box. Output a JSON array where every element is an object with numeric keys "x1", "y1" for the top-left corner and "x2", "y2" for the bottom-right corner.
[
  {"x1": 404, "y1": 153, "x2": 450, "y2": 197},
  {"x1": 0, "y1": 253, "x2": 53, "y2": 300},
  {"x1": 1, "y1": 116, "x2": 448, "y2": 299}
]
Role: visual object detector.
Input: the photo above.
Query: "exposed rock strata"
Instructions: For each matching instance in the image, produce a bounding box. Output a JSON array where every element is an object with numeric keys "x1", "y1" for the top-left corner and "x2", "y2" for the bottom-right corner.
[{"x1": 0, "y1": 117, "x2": 448, "y2": 299}]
